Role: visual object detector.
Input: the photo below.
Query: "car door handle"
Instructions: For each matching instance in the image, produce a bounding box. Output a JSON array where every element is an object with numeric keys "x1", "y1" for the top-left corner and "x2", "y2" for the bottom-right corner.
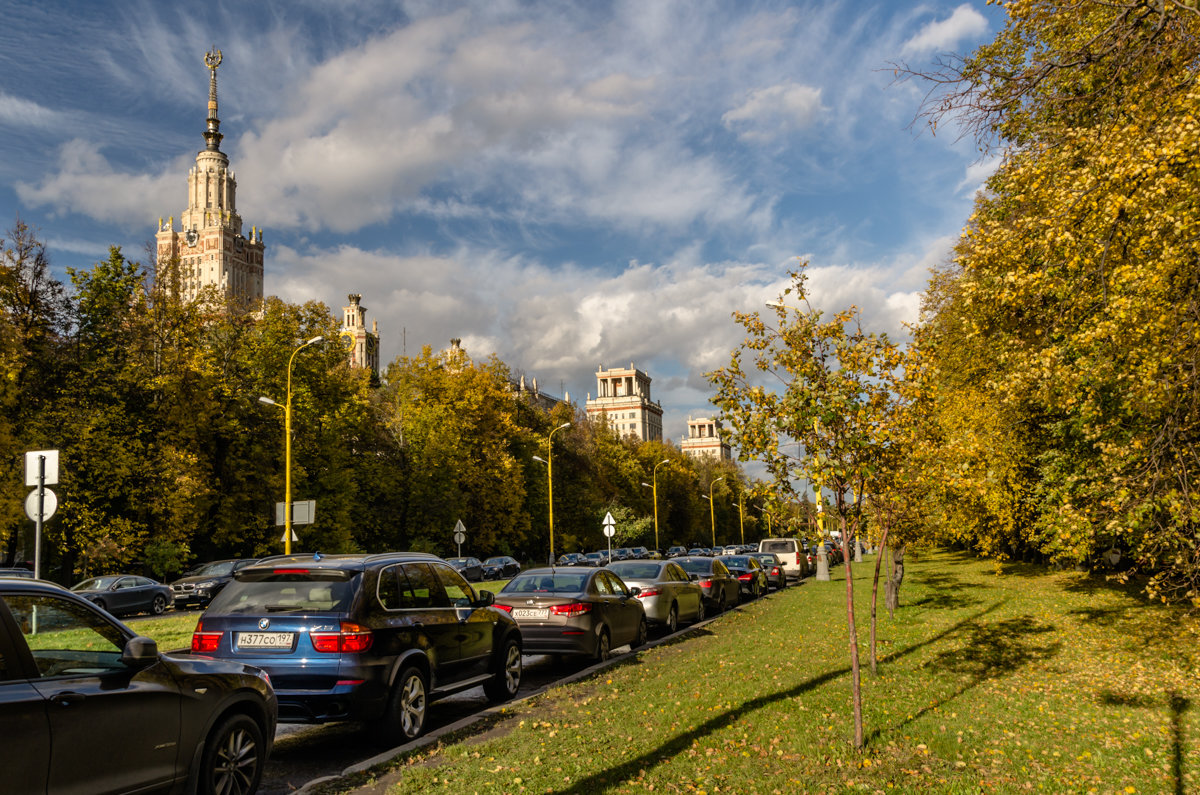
[{"x1": 50, "y1": 691, "x2": 86, "y2": 707}]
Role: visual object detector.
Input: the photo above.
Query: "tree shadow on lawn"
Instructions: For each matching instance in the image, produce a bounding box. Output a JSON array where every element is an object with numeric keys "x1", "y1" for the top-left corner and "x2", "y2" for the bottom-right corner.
[
  {"x1": 866, "y1": 616, "x2": 1060, "y2": 742},
  {"x1": 1098, "y1": 689, "x2": 1192, "y2": 795},
  {"x1": 541, "y1": 601, "x2": 1011, "y2": 795}
]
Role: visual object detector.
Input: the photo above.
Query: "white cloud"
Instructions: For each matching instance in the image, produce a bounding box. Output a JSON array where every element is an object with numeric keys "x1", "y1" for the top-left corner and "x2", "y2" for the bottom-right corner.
[
  {"x1": 0, "y1": 93, "x2": 69, "y2": 129},
  {"x1": 956, "y1": 154, "x2": 1002, "y2": 194},
  {"x1": 722, "y1": 82, "x2": 824, "y2": 141},
  {"x1": 15, "y1": 140, "x2": 183, "y2": 228},
  {"x1": 901, "y1": 4, "x2": 989, "y2": 56}
]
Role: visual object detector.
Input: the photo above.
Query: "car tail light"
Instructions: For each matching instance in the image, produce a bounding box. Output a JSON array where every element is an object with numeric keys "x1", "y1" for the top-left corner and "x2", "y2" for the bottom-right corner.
[
  {"x1": 273, "y1": 568, "x2": 309, "y2": 575},
  {"x1": 311, "y1": 622, "x2": 374, "y2": 654},
  {"x1": 191, "y1": 619, "x2": 222, "y2": 653},
  {"x1": 550, "y1": 602, "x2": 592, "y2": 617},
  {"x1": 493, "y1": 603, "x2": 513, "y2": 613},
  {"x1": 636, "y1": 587, "x2": 661, "y2": 598},
  {"x1": 795, "y1": 552, "x2": 801, "y2": 565},
  {"x1": 697, "y1": 578, "x2": 713, "y2": 588},
  {"x1": 737, "y1": 572, "x2": 753, "y2": 582}
]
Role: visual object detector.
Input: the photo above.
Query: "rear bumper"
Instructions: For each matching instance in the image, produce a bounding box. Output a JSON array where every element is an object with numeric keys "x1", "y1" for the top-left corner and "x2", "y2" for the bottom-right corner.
[{"x1": 517, "y1": 625, "x2": 597, "y2": 656}]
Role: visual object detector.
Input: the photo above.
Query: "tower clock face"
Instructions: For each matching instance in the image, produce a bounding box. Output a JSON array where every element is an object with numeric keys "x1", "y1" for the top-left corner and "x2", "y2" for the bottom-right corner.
[{"x1": 185, "y1": 229, "x2": 199, "y2": 247}]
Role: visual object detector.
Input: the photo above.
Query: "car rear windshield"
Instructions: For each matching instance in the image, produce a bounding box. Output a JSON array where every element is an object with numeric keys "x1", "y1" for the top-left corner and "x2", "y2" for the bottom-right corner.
[
  {"x1": 208, "y1": 569, "x2": 357, "y2": 614},
  {"x1": 760, "y1": 541, "x2": 795, "y2": 553},
  {"x1": 607, "y1": 562, "x2": 661, "y2": 580},
  {"x1": 722, "y1": 556, "x2": 751, "y2": 568},
  {"x1": 676, "y1": 559, "x2": 713, "y2": 575},
  {"x1": 503, "y1": 573, "x2": 588, "y2": 593}
]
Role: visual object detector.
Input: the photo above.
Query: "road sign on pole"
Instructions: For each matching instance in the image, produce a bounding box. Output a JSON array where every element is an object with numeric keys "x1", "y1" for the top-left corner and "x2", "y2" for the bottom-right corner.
[
  {"x1": 25, "y1": 450, "x2": 58, "y2": 486},
  {"x1": 453, "y1": 519, "x2": 466, "y2": 555},
  {"x1": 602, "y1": 511, "x2": 616, "y2": 558}
]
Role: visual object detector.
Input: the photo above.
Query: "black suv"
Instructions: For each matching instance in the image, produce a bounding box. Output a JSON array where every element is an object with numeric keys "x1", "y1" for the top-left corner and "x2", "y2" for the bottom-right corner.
[
  {"x1": 171, "y1": 558, "x2": 260, "y2": 609},
  {"x1": 0, "y1": 578, "x2": 276, "y2": 794},
  {"x1": 192, "y1": 552, "x2": 522, "y2": 744}
]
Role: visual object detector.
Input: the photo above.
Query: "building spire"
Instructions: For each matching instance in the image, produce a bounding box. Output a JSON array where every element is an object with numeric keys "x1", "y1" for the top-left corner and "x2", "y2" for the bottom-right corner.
[{"x1": 203, "y1": 47, "x2": 223, "y2": 152}]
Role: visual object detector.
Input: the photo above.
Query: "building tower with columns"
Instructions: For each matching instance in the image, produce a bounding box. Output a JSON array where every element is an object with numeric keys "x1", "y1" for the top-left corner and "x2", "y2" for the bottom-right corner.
[
  {"x1": 585, "y1": 363, "x2": 663, "y2": 442},
  {"x1": 681, "y1": 416, "x2": 732, "y2": 462},
  {"x1": 340, "y1": 294, "x2": 380, "y2": 376},
  {"x1": 155, "y1": 48, "x2": 264, "y2": 306}
]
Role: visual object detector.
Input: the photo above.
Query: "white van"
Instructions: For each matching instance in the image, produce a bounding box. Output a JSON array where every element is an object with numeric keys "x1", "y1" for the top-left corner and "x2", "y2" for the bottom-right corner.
[{"x1": 757, "y1": 538, "x2": 809, "y2": 581}]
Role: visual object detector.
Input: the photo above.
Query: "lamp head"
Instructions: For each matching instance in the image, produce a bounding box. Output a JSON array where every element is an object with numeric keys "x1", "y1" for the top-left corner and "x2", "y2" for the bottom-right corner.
[
  {"x1": 305, "y1": 335, "x2": 324, "y2": 346},
  {"x1": 532, "y1": 455, "x2": 547, "y2": 464},
  {"x1": 258, "y1": 396, "x2": 279, "y2": 407}
]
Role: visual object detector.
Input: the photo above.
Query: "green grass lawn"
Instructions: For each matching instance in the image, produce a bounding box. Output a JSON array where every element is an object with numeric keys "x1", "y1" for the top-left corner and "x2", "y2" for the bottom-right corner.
[{"x1": 313, "y1": 549, "x2": 1199, "y2": 795}]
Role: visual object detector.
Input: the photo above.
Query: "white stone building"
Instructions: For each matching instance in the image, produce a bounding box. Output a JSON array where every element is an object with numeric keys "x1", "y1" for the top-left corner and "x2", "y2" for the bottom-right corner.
[{"x1": 585, "y1": 364, "x2": 663, "y2": 441}]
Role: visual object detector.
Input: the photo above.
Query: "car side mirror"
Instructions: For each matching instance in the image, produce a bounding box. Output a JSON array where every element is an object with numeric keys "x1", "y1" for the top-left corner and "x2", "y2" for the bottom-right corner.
[
  {"x1": 121, "y1": 636, "x2": 159, "y2": 667},
  {"x1": 628, "y1": 587, "x2": 641, "y2": 597},
  {"x1": 474, "y1": 590, "x2": 495, "y2": 608}
]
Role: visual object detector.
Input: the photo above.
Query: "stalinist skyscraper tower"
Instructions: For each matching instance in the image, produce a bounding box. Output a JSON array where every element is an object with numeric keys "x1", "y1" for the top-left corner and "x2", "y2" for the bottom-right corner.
[{"x1": 156, "y1": 48, "x2": 265, "y2": 305}]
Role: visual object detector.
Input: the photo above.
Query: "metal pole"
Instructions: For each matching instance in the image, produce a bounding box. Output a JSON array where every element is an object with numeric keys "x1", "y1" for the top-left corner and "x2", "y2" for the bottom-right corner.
[
  {"x1": 652, "y1": 459, "x2": 667, "y2": 551},
  {"x1": 35, "y1": 455, "x2": 45, "y2": 580}
]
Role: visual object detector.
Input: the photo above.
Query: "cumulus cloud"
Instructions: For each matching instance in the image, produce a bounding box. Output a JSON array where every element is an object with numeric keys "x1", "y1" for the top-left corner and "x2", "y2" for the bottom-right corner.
[
  {"x1": 956, "y1": 154, "x2": 1002, "y2": 194},
  {"x1": 901, "y1": 4, "x2": 989, "y2": 55},
  {"x1": 722, "y1": 82, "x2": 824, "y2": 141},
  {"x1": 15, "y1": 140, "x2": 183, "y2": 228}
]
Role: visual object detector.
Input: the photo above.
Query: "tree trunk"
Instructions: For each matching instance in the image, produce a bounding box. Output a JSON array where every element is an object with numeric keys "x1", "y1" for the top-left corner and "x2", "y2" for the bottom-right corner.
[
  {"x1": 869, "y1": 526, "x2": 890, "y2": 676},
  {"x1": 841, "y1": 515, "x2": 863, "y2": 750},
  {"x1": 885, "y1": 543, "x2": 906, "y2": 619}
]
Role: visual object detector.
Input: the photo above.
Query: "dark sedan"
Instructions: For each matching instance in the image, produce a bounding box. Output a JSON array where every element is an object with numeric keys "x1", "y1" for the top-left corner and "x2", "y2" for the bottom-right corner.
[
  {"x1": 556, "y1": 553, "x2": 589, "y2": 567},
  {"x1": 70, "y1": 574, "x2": 173, "y2": 617},
  {"x1": 493, "y1": 567, "x2": 647, "y2": 661},
  {"x1": 170, "y1": 558, "x2": 260, "y2": 609},
  {"x1": 718, "y1": 555, "x2": 769, "y2": 600},
  {"x1": 446, "y1": 556, "x2": 485, "y2": 581},
  {"x1": 675, "y1": 556, "x2": 740, "y2": 613},
  {"x1": 482, "y1": 555, "x2": 522, "y2": 579},
  {"x1": 750, "y1": 552, "x2": 789, "y2": 590},
  {"x1": 0, "y1": 578, "x2": 276, "y2": 795}
]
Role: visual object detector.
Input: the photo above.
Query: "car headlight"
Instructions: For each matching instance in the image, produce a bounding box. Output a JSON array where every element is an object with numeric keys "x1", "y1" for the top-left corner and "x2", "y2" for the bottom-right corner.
[{"x1": 194, "y1": 580, "x2": 218, "y2": 590}]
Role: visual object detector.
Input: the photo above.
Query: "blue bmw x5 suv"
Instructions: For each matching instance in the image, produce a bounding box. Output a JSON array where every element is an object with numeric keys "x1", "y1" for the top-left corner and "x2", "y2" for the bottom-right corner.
[{"x1": 191, "y1": 552, "x2": 522, "y2": 744}]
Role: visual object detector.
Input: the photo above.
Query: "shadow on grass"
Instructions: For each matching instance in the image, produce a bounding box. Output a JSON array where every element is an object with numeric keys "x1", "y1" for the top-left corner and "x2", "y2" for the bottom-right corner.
[
  {"x1": 1099, "y1": 689, "x2": 1191, "y2": 795},
  {"x1": 908, "y1": 591, "x2": 984, "y2": 611},
  {"x1": 865, "y1": 616, "x2": 1060, "y2": 743},
  {"x1": 541, "y1": 600, "x2": 1008, "y2": 795}
]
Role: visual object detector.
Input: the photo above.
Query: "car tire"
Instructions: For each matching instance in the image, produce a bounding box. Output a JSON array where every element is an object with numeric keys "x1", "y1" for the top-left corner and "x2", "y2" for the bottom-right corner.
[
  {"x1": 664, "y1": 604, "x2": 678, "y2": 635},
  {"x1": 378, "y1": 666, "x2": 428, "y2": 746},
  {"x1": 152, "y1": 595, "x2": 167, "y2": 615},
  {"x1": 483, "y1": 637, "x2": 522, "y2": 702},
  {"x1": 593, "y1": 628, "x2": 611, "y2": 662},
  {"x1": 197, "y1": 713, "x2": 265, "y2": 795},
  {"x1": 631, "y1": 617, "x2": 648, "y2": 649},
  {"x1": 695, "y1": 598, "x2": 707, "y2": 623},
  {"x1": 716, "y1": 593, "x2": 726, "y2": 614}
]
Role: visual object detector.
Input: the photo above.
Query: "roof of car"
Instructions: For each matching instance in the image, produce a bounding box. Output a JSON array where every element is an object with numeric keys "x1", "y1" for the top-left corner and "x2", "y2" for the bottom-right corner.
[{"x1": 248, "y1": 552, "x2": 443, "y2": 571}]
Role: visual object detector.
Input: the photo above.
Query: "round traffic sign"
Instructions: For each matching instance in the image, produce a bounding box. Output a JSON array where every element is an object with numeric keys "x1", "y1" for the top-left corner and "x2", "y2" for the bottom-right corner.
[
  {"x1": 603, "y1": 525, "x2": 616, "y2": 538},
  {"x1": 25, "y1": 488, "x2": 57, "y2": 522},
  {"x1": 453, "y1": 531, "x2": 466, "y2": 545}
]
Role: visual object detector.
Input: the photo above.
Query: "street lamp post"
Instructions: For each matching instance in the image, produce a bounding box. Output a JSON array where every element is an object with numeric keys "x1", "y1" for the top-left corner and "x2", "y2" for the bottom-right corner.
[
  {"x1": 738, "y1": 492, "x2": 745, "y2": 545},
  {"x1": 535, "y1": 422, "x2": 571, "y2": 565},
  {"x1": 707, "y1": 476, "x2": 726, "y2": 549},
  {"x1": 259, "y1": 334, "x2": 324, "y2": 555},
  {"x1": 650, "y1": 459, "x2": 669, "y2": 551}
]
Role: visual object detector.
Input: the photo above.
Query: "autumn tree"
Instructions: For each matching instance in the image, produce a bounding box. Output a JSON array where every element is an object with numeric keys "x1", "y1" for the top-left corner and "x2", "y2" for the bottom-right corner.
[{"x1": 710, "y1": 264, "x2": 901, "y2": 750}]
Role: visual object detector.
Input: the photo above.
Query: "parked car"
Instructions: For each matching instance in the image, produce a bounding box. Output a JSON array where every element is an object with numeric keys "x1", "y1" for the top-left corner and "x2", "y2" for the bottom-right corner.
[
  {"x1": 674, "y1": 556, "x2": 740, "y2": 613},
  {"x1": 446, "y1": 556, "x2": 485, "y2": 581},
  {"x1": 584, "y1": 551, "x2": 609, "y2": 566},
  {"x1": 605, "y1": 559, "x2": 705, "y2": 634},
  {"x1": 686, "y1": 547, "x2": 710, "y2": 557},
  {"x1": 170, "y1": 558, "x2": 260, "y2": 609},
  {"x1": 758, "y1": 538, "x2": 809, "y2": 581},
  {"x1": 0, "y1": 567, "x2": 33, "y2": 579},
  {"x1": 629, "y1": 546, "x2": 650, "y2": 559},
  {"x1": 612, "y1": 547, "x2": 635, "y2": 561},
  {"x1": 71, "y1": 574, "x2": 173, "y2": 617},
  {"x1": 665, "y1": 546, "x2": 688, "y2": 558},
  {"x1": 482, "y1": 555, "x2": 522, "y2": 580},
  {"x1": 193, "y1": 552, "x2": 523, "y2": 745},
  {"x1": 718, "y1": 555, "x2": 769, "y2": 600},
  {"x1": 493, "y1": 567, "x2": 647, "y2": 661},
  {"x1": 556, "y1": 553, "x2": 589, "y2": 567},
  {"x1": 750, "y1": 552, "x2": 789, "y2": 590},
  {"x1": 0, "y1": 577, "x2": 276, "y2": 795}
]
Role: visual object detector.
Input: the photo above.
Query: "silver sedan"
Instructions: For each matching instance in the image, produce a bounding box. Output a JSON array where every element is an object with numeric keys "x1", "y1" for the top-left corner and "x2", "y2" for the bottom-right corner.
[{"x1": 605, "y1": 559, "x2": 705, "y2": 634}]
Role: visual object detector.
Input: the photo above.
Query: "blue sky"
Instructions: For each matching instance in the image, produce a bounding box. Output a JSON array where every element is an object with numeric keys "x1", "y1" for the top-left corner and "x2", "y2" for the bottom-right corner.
[{"x1": 0, "y1": 0, "x2": 1003, "y2": 445}]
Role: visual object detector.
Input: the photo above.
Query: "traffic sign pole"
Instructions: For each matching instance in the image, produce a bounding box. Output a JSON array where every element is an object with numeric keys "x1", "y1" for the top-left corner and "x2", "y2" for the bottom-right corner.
[{"x1": 35, "y1": 455, "x2": 44, "y2": 580}]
